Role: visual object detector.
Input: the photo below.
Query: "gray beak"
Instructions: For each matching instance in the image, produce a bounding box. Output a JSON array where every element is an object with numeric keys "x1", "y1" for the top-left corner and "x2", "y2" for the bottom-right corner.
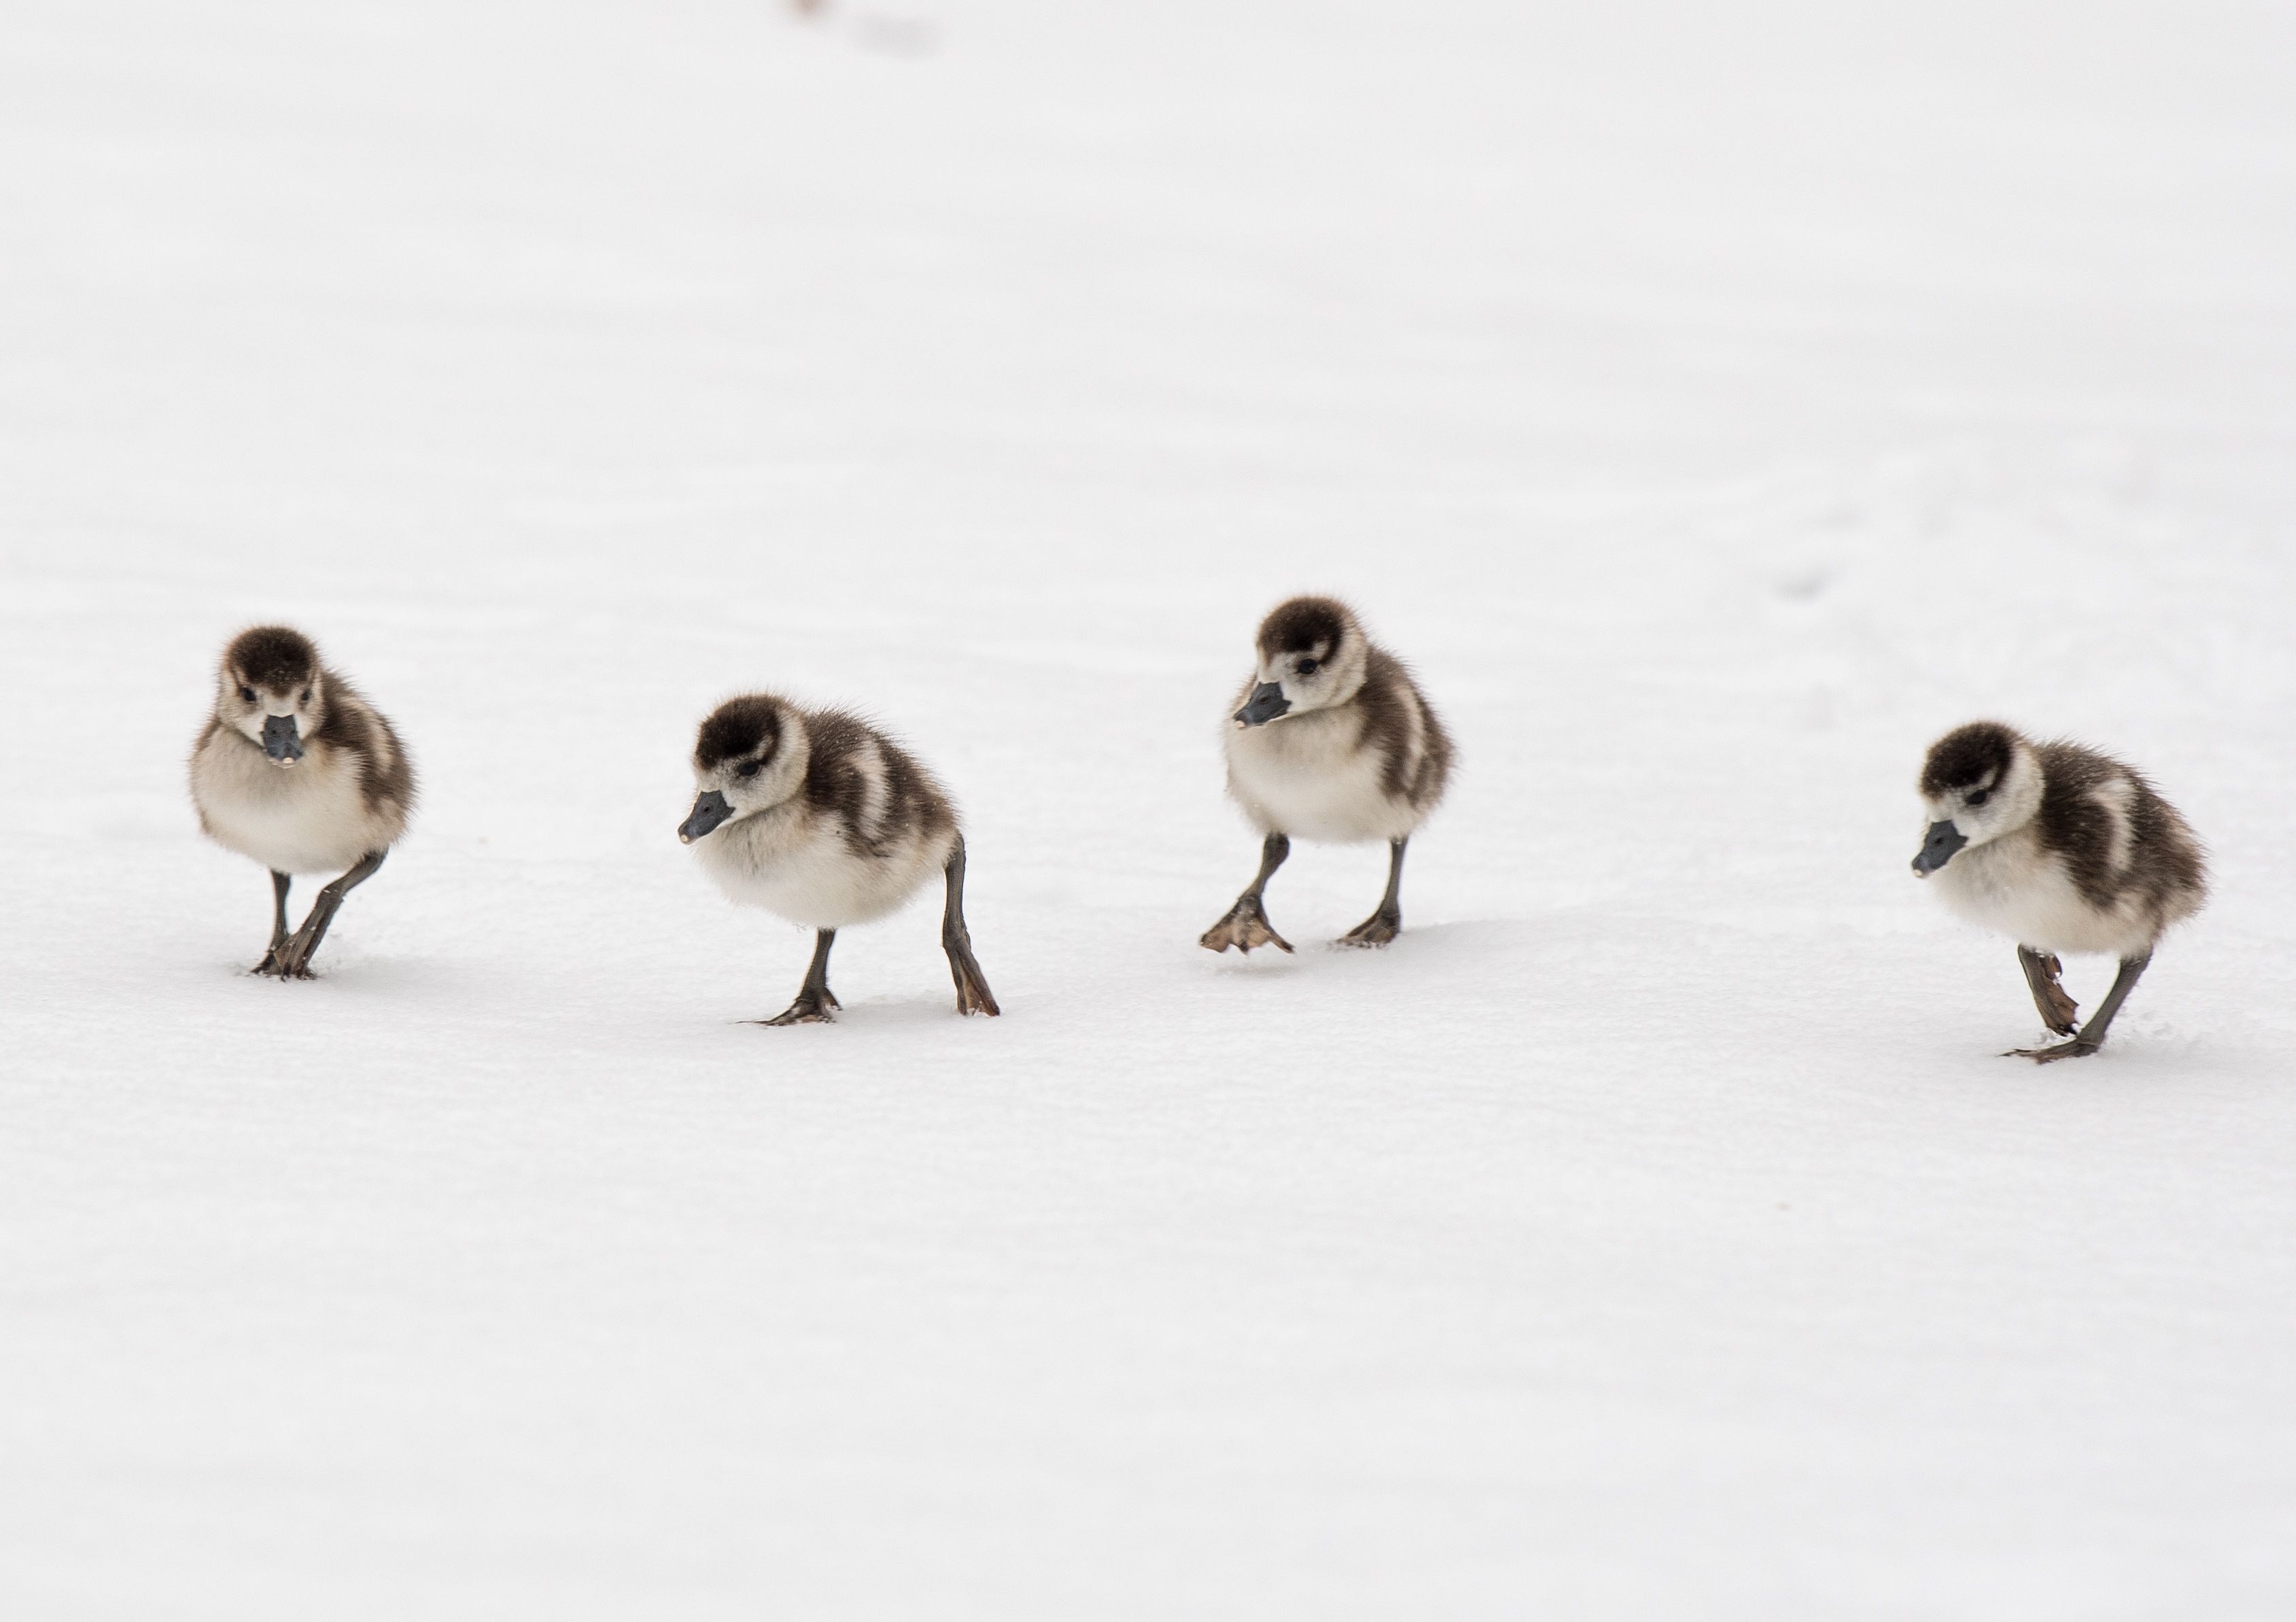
[
  {"x1": 1911, "y1": 819, "x2": 1967, "y2": 877},
  {"x1": 1234, "y1": 681, "x2": 1291, "y2": 727},
  {"x1": 261, "y1": 713, "x2": 304, "y2": 764},
  {"x1": 679, "y1": 789, "x2": 733, "y2": 844}
]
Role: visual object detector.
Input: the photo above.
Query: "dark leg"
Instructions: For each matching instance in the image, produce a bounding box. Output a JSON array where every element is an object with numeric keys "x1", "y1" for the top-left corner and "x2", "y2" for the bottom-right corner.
[
  {"x1": 2015, "y1": 944, "x2": 2080, "y2": 1036},
  {"x1": 252, "y1": 870, "x2": 294, "y2": 975},
  {"x1": 2010, "y1": 951, "x2": 2152, "y2": 1063},
  {"x1": 1340, "y1": 838, "x2": 1409, "y2": 948},
  {"x1": 270, "y1": 850, "x2": 387, "y2": 979},
  {"x1": 1200, "y1": 832, "x2": 1293, "y2": 954},
  {"x1": 759, "y1": 929, "x2": 841, "y2": 1025},
  {"x1": 940, "y1": 835, "x2": 1000, "y2": 1017}
]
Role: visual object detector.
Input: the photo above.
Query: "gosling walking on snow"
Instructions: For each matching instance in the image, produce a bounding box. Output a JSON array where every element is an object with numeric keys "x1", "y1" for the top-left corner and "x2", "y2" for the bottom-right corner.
[
  {"x1": 1911, "y1": 721, "x2": 2206, "y2": 1063},
  {"x1": 188, "y1": 626, "x2": 416, "y2": 978},
  {"x1": 1202, "y1": 596, "x2": 1453, "y2": 954},
  {"x1": 678, "y1": 694, "x2": 998, "y2": 1024}
]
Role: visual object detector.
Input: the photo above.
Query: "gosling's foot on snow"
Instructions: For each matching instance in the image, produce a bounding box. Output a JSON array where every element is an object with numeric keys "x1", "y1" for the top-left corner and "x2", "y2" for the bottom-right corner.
[
  {"x1": 1200, "y1": 897, "x2": 1292, "y2": 954},
  {"x1": 756, "y1": 986, "x2": 841, "y2": 1026},
  {"x1": 2007, "y1": 1037, "x2": 2102, "y2": 1064},
  {"x1": 1338, "y1": 908, "x2": 1400, "y2": 948},
  {"x1": 945, "y1": 937, "x2": 1000, "y2": 1017},
  {"x1": 260, "y1": 915, "x2": 332, "y2": 978},
  {"x1": 268, "y1": 931, "x2": 326, "y2": 980},
  {"x1": 251, "y1": 950, "x2": 313, "y2": 980}
]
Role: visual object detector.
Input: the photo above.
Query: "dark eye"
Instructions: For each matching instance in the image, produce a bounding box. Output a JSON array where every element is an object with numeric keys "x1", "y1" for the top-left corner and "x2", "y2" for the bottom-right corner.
[
  {"x1": 1297, "y1": 658, "x2": 1319, "y2": 676},
  {"x1": 736, "y1": 759, "x2": 762, "y2": 778},
  {"x1": 300, "y1": 688, "x2": 312, "y2": 704},
  {"x1": 1967, "y1": 789, "x2": 1990, "y2": 807},
  {"x1": 238, "y1": 685, "x2": 257, "y2": 704}
]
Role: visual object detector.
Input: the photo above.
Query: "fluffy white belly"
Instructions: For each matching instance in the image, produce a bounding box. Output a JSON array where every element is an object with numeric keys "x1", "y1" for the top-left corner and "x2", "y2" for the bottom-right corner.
[
  {"x1": 1932, "y1": 838, "x2": 2150, "y2": 958},
  {"x1": 192, "y1": 737, "x2": 384, "y2": 875},
  {"x1": 695, "y1": 808, "x2": 946, "y2": 929},
  {"x1": 1225, "y1": 719, "x2": 1414, "y2": 844}
]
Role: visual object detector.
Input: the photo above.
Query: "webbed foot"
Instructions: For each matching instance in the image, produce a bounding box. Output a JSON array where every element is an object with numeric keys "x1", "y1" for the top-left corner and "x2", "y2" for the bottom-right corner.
[
  {"x1": 2006, "y1": 1037, "x2": 2102, "y2": 1064},
  {"x1": 756, "y1": 987, "x2": 841, "y2": 1026},
  {"x1": 256, "y1": 936, "x2": 319, "y2": 978},
  {"x1": 2017, "y1": 947, "x2": 2080, "y2": 1035},
  {"x1": 1200, "y1": 897, "x2": 1292, "y2": 954},
  {"x1": 947, "y1": 946, "x2": 999, "y2": 1017}
]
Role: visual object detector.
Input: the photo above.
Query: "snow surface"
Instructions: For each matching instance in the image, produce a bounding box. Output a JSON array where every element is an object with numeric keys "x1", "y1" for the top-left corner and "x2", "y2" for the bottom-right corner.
[{"x1": 5, "y1": 1, "x2": 2296, "y2": 1615}]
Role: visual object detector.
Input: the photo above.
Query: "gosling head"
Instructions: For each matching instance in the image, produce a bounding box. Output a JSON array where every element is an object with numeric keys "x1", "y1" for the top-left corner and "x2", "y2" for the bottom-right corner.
[
  {"x1": 1233, "y1": 596, "x2": 1370, "y2": 727},
  {"x1": 216, "y1": 626, "x2": 326, "y2": 767},
  {"x1": 1912, "y1": 721, "x2": 2041, "y2": 877},
  {"x1": 680, "y1": 694, "x2": 809, "y2": 844}
]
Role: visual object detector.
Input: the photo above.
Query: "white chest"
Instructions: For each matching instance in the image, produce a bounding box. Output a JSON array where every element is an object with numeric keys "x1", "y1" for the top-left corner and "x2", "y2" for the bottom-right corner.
[
  {"x1": 693, "y1": 804, "x2": 945, "y2": 929},
  {"x1": 1930, "y1": 833, "x2": 2146, "y2": 958},
  {"x1": 1224, "y1": 713, "x2": 1412, "y2": 844},
  {"x1": 191, "y1": 734, "x2": 379, "y2": 875}
]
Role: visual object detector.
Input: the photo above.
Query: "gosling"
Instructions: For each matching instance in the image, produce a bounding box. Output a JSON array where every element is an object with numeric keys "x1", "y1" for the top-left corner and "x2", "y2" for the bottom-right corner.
[
  {"x1": 188, "y1": 626, "x2": 416, "y2": 978},
  {"x1": 678, "y1": 693, "x2": 998, "y2": 1024},
  {"x1": 1911, "y1": 721, "x2": 2206, "y2": 1063},
  {"x1": 1201, "y1": 596, "x2": 1453, "y2": 953}
]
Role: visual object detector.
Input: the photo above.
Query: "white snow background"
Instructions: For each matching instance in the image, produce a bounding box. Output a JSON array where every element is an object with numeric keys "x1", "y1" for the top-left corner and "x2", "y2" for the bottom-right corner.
[{"x1": 4, "y1": 1, "x2": 2294, "y2": 1615}]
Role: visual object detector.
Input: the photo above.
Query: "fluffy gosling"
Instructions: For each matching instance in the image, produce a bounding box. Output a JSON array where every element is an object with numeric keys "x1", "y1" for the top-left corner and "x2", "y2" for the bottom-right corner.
[
  {"x1": 1202, "y1": 596, "x2": 1453, "y2": 953},
  {"x1": 1912, "y1": 721, "x2": 2206, "y2": 1062},
  {"x1": 679, "y1": 694, "x2": 998, "y2": 1024},
  {"x1": 188, "y1": 626, "x2": 415, "y2": 978}
]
